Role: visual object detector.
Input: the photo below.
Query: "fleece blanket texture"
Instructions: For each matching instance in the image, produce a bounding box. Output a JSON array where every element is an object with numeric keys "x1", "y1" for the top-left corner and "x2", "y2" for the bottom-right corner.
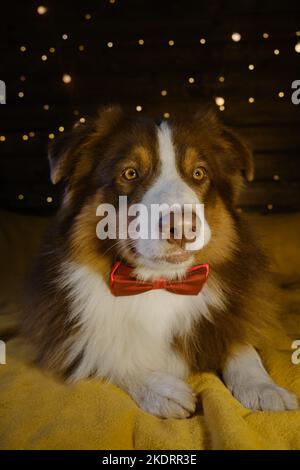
[{"x1": 0, "y1": 209, "x2": 299, "y2": 450}]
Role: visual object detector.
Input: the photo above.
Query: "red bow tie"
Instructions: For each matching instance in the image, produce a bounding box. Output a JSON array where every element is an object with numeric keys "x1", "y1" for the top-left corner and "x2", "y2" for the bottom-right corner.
[{"x1": 109, "y1": 261, "x2": 209, "y2": 296}]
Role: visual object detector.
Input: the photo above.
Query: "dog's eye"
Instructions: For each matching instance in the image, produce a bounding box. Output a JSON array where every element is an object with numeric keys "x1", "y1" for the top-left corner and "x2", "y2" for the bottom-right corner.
[
  {"x1": 123, "y1": 167, "x2": 138, "y2": 181},
  {"x1": 193, "y1": 167, "x2": 207, "y2": 181}
]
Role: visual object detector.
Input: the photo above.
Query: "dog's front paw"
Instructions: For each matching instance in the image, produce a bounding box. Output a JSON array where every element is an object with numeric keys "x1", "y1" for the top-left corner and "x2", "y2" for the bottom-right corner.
[
  {"x1": 229, "y1": 381, "x2": 299, "y2": 411},
  {"x1": 128, "y1": 372, "x2": 197, "y2": 419}
]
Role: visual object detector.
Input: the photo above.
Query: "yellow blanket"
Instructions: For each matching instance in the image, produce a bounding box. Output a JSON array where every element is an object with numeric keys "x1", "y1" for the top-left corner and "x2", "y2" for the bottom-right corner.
[{"x1": 0, "y1": 210, "x2": 300, "y2": 450}]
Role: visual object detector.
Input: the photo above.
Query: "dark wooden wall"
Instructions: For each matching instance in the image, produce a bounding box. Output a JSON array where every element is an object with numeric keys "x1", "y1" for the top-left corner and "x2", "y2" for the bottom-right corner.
[{"x1": 0, "y1": 0, "x2": 300, "y2": 213}]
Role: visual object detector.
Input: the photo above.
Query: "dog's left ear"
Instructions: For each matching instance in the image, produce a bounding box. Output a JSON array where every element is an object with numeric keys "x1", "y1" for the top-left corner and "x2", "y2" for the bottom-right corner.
[{"x1": 221, "y1": 127, "x2": 254, "y2": 182}]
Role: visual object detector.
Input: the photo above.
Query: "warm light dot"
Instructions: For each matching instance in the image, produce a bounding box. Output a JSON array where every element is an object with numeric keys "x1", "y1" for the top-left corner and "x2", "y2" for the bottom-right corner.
[
  {"x1": 49, "y1": 47, "x2": 55, "y2": 53},
  {"x1": 46, "y1": 196, "x2": 53, "y2": 203},
  {"x1": 263, "y1": 33, "x2": 269, "y2": 39},
  {"x1": 200, "y1": 38, "x2": 206, "y2": 44},
  {"x1": 85, "y1": 13, "x2": 92, "y2": 20},
  {"x1": 219, "y1": 105, "x2": 225, "y2": 111},
  {"x1": 231, "y1": 32, "x2": 241, "y2": 42},
  {"x1": 41, "y1": 54, "x2": 47, "y2": 61},
  {"x1": 58, "y1": 126, "x2": 65, "y2": 132},
  {"x1": 18, "y1": 194, "x2": 24, "y2": 200},
  {"x1": 20, "y1": 46, "x2": 26, "y2": 52},
  {"x1": 37, "y1": 5, "x2": 47, "y2": 15},
  {"x1": 62, "y1": 34, "x2": 68, "y2": 40},
  {"x1": 109, "y1": 0, "x2": 116, "y2": 3},
  {"x1": 29, "y1": 131, "x2": 35, "y2": 138},
  {"x1": 274, "y1": 49, "x2": 280, "y2": 55},
  {"x1": 22, "y1": 134, "x2": 29, "y2": 141},
  {"x1": 78, "y1": 44, "x2": 85, "y2": 51},
  {"x1": 0, "y1": 135, "x2": 6, "y2": 142},
  {"x1": 188, "y1": 77, "x2": 195, "y2": 84},
  {"x1": 48, "y1": 133, "x2": 55, "y2": 140},
  {"x1": 161, "y1": 89, "x2": 167, "y2": 96},
  {"x1": 43, "y1": 104, "x2": 50, "y2": 110},
  {"x1": 73, "y1": 110, "x2": 79, "y2": 116},
  {"x1": 295, "y1": 42, "x2": 300, "y2": 53},
  {"x1": 20, "y1": 75, "x2": 26, "y2": 81},
  {"x1": 62, "y1": 73, "x2": 72, "y2": 84},
  {"x1": 248, "y1": 64, "x2": 255, "y2": 70},
  {"x1": 138, "y1": 39, "x2": 144, "y2": 45},
  {"x1": 215, "y1": 96, "x2": 225, "y2": 106},
  {"x1": 278, "y1": 91, "x2": 285, "y2": 98},
  {"x1": 267, "y1": 204, "x2": 273, "y2": 210},
  {"x1": 107, "y1": 41, "x2": 114, "y2": 48},
  {"x1": 136, "y1": 105, "x2": 142, "y2": 112},
  {"x1": 18, "y1": 91, "x2": 24, "y2": 98},
  {"x1": 218, "y1": 76, "x2": 225, "y2": 82},
  {"x1": 248, "y1": 97, "x2": 255, "y2": 103},
  {"x1": 168, "y1": 40, "x2": 175, "y2": 46},
  {"x1": 273, "y1": 174, "x2": 280, "y2": 181},
  {"x1": 79, "y1": 117, "x2": 86, "y2": 123},
  {"x1": 163, "y1": 112, "x2": 170, "y2": 119},
  {"x1": 296, "y1": 31, "x2": 300, "y2": 37}
]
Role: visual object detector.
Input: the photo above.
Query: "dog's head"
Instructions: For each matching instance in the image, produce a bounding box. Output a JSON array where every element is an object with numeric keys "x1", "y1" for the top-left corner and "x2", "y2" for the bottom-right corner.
[{"x1": 49, "y1": 106, "x2": 253, "y2": 280}]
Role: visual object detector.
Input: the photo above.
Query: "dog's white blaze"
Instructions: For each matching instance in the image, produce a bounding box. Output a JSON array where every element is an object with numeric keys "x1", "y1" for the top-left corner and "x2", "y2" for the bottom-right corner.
[
  {"x1": 135, "y1": 121, "x2": 211, "y2": 277},
  {"x1": 62, "y1": 261, "x2": 224, "y2": 383}
]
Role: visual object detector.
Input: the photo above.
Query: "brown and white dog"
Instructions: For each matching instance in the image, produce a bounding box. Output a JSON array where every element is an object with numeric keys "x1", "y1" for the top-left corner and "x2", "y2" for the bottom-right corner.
[{"x1": 23, "y1": 106, "x2": 298, "y2": 418}]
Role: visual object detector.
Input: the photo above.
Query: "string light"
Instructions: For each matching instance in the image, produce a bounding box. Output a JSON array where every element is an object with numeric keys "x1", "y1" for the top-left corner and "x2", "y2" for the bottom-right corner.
[
  {"x1": 79, "y1": 117, "x2": 86, "y2": 123},
  {"x1": 107, "y1": 41, "x2": 114, "y2": 48},
  {"x1": 49, "y1": 47, "x2": 55, "y2": 53},
  {"x1": 29, "y1": 131, "x2": 35, "y2": 138},
  {"x1": 41, "y1": 54, "x2": 47, "y2": 61},
  {"x1": 20, "y1": 75, "x2": 26, "y2": 81},
  {"x1": 248, "y1": 64, "x2": 255, "y2": 70},
  {"x1": 18, "y1": 194, "x2": 24, "y2": 200},
  {"x1": 0, "y1": 135, "x2": 6, "y2": 142},
  {"x1": 278, "y1": 91, "x2": 285, "y2": 98},
  {"x1": 215, "y1": 96, "x2": 225, "y2": 106},
  {"x1": 37, "y1": 5, "x2": 48, "y2": 15},
  {"x1": 231, "y1": 32, "x2": 241, "y2": 42},
  {"x1": 295, "y1": 43, "x2": 300, "y2": 53},
  {"x1": 273, "y1": 174, "x2": 280, "y2": 181},
  {"x1": 18, "y1": 91, "x2": 24, "y2": 98},
  {"x1": 163, "y1": 112, "x2": 170, "y2": 119},
  {"x1": 188, "y1": 77, "x2": 195, "y2": 83},
  {"x1": 43, "y1": 104, "x2": 50, "y2": 110},
  {"x1": 136, "y1": 105, "x2": 142, "y2": 112},
  {"x1": 62, "y1": 73, "x2": 72, "y2": 84},
  {"x1": 109, "y1": 0, "x2": 116, "y2": 3},
  {"x1": 46, "y1": 196, "x2": 53, "y2": 203},
  {"x1": 48, "y1": 133, "x2": 55, "y2": 140},
  {"x1": 219, "y1": 105, "x2": 225, "y2": 111},
  {"x1": 85, "y1": 13, "x2": 92, "y2": 20},
  {"x1": 199, "y1": 38, "x2": 206, "y2": 44},
  {"x1": 78, "y1": 45, "x2": 85, "y2": 51},
  {"x1": 62, "y1": 34, "x2": 68, "y2": 40},
  {"x1": 58, "y1": 126, "x2": 65, "y2": 132},
  {"x1": 168, "y1": 40, "x2": 175, "y2": 46},
  {"x1": 138, "y1": 39, "x2": 144, "y2": 45},
  {"x1": 20, "y1": 46, "x2": 26, "y2": 52},
  {"x1": 218, "y1": 76, "x2": 225, "y2": 82},
  {"x1": 267, "y1": 204, "x2": 273, "y2": 210},
  {"x1": 263, "y1": 32, "x2": 269, "y2": 39},
  {"x1": 22, "y1": 134, "x2": 29, "y2": 141},
  {"x1": 274, "y1": 49, "x2": 280, "y2": 55},
  {"x1": 248, "y1": 97, "x2": 255, "y2": 103},
  {"x1": 161, "y1": 90, "x2": 167, "y2": 96},
  {"x1": 296, "y1": 31, "x2": 300, "y2": 36},
  {"x1": 73, "y1": 110, "x2": 80, "y2": 116}
]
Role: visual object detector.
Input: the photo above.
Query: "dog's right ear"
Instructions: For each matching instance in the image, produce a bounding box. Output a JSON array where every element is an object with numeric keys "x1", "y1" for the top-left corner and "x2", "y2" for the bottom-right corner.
[{"x1": 48, "y1": 105, "x2": 123, "y2": 185}]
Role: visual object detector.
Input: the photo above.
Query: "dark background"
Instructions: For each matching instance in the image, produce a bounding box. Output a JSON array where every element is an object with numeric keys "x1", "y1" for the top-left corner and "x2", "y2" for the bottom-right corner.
[{"x1": 0, "y1": 0, "x2": 300, "y2": 214}]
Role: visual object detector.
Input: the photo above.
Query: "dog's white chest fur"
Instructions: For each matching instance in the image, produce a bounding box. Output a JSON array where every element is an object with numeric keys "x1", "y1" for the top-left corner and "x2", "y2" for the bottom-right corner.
[{"x1": 61, "y1": 262, "x2": 224, "y2": 383}]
